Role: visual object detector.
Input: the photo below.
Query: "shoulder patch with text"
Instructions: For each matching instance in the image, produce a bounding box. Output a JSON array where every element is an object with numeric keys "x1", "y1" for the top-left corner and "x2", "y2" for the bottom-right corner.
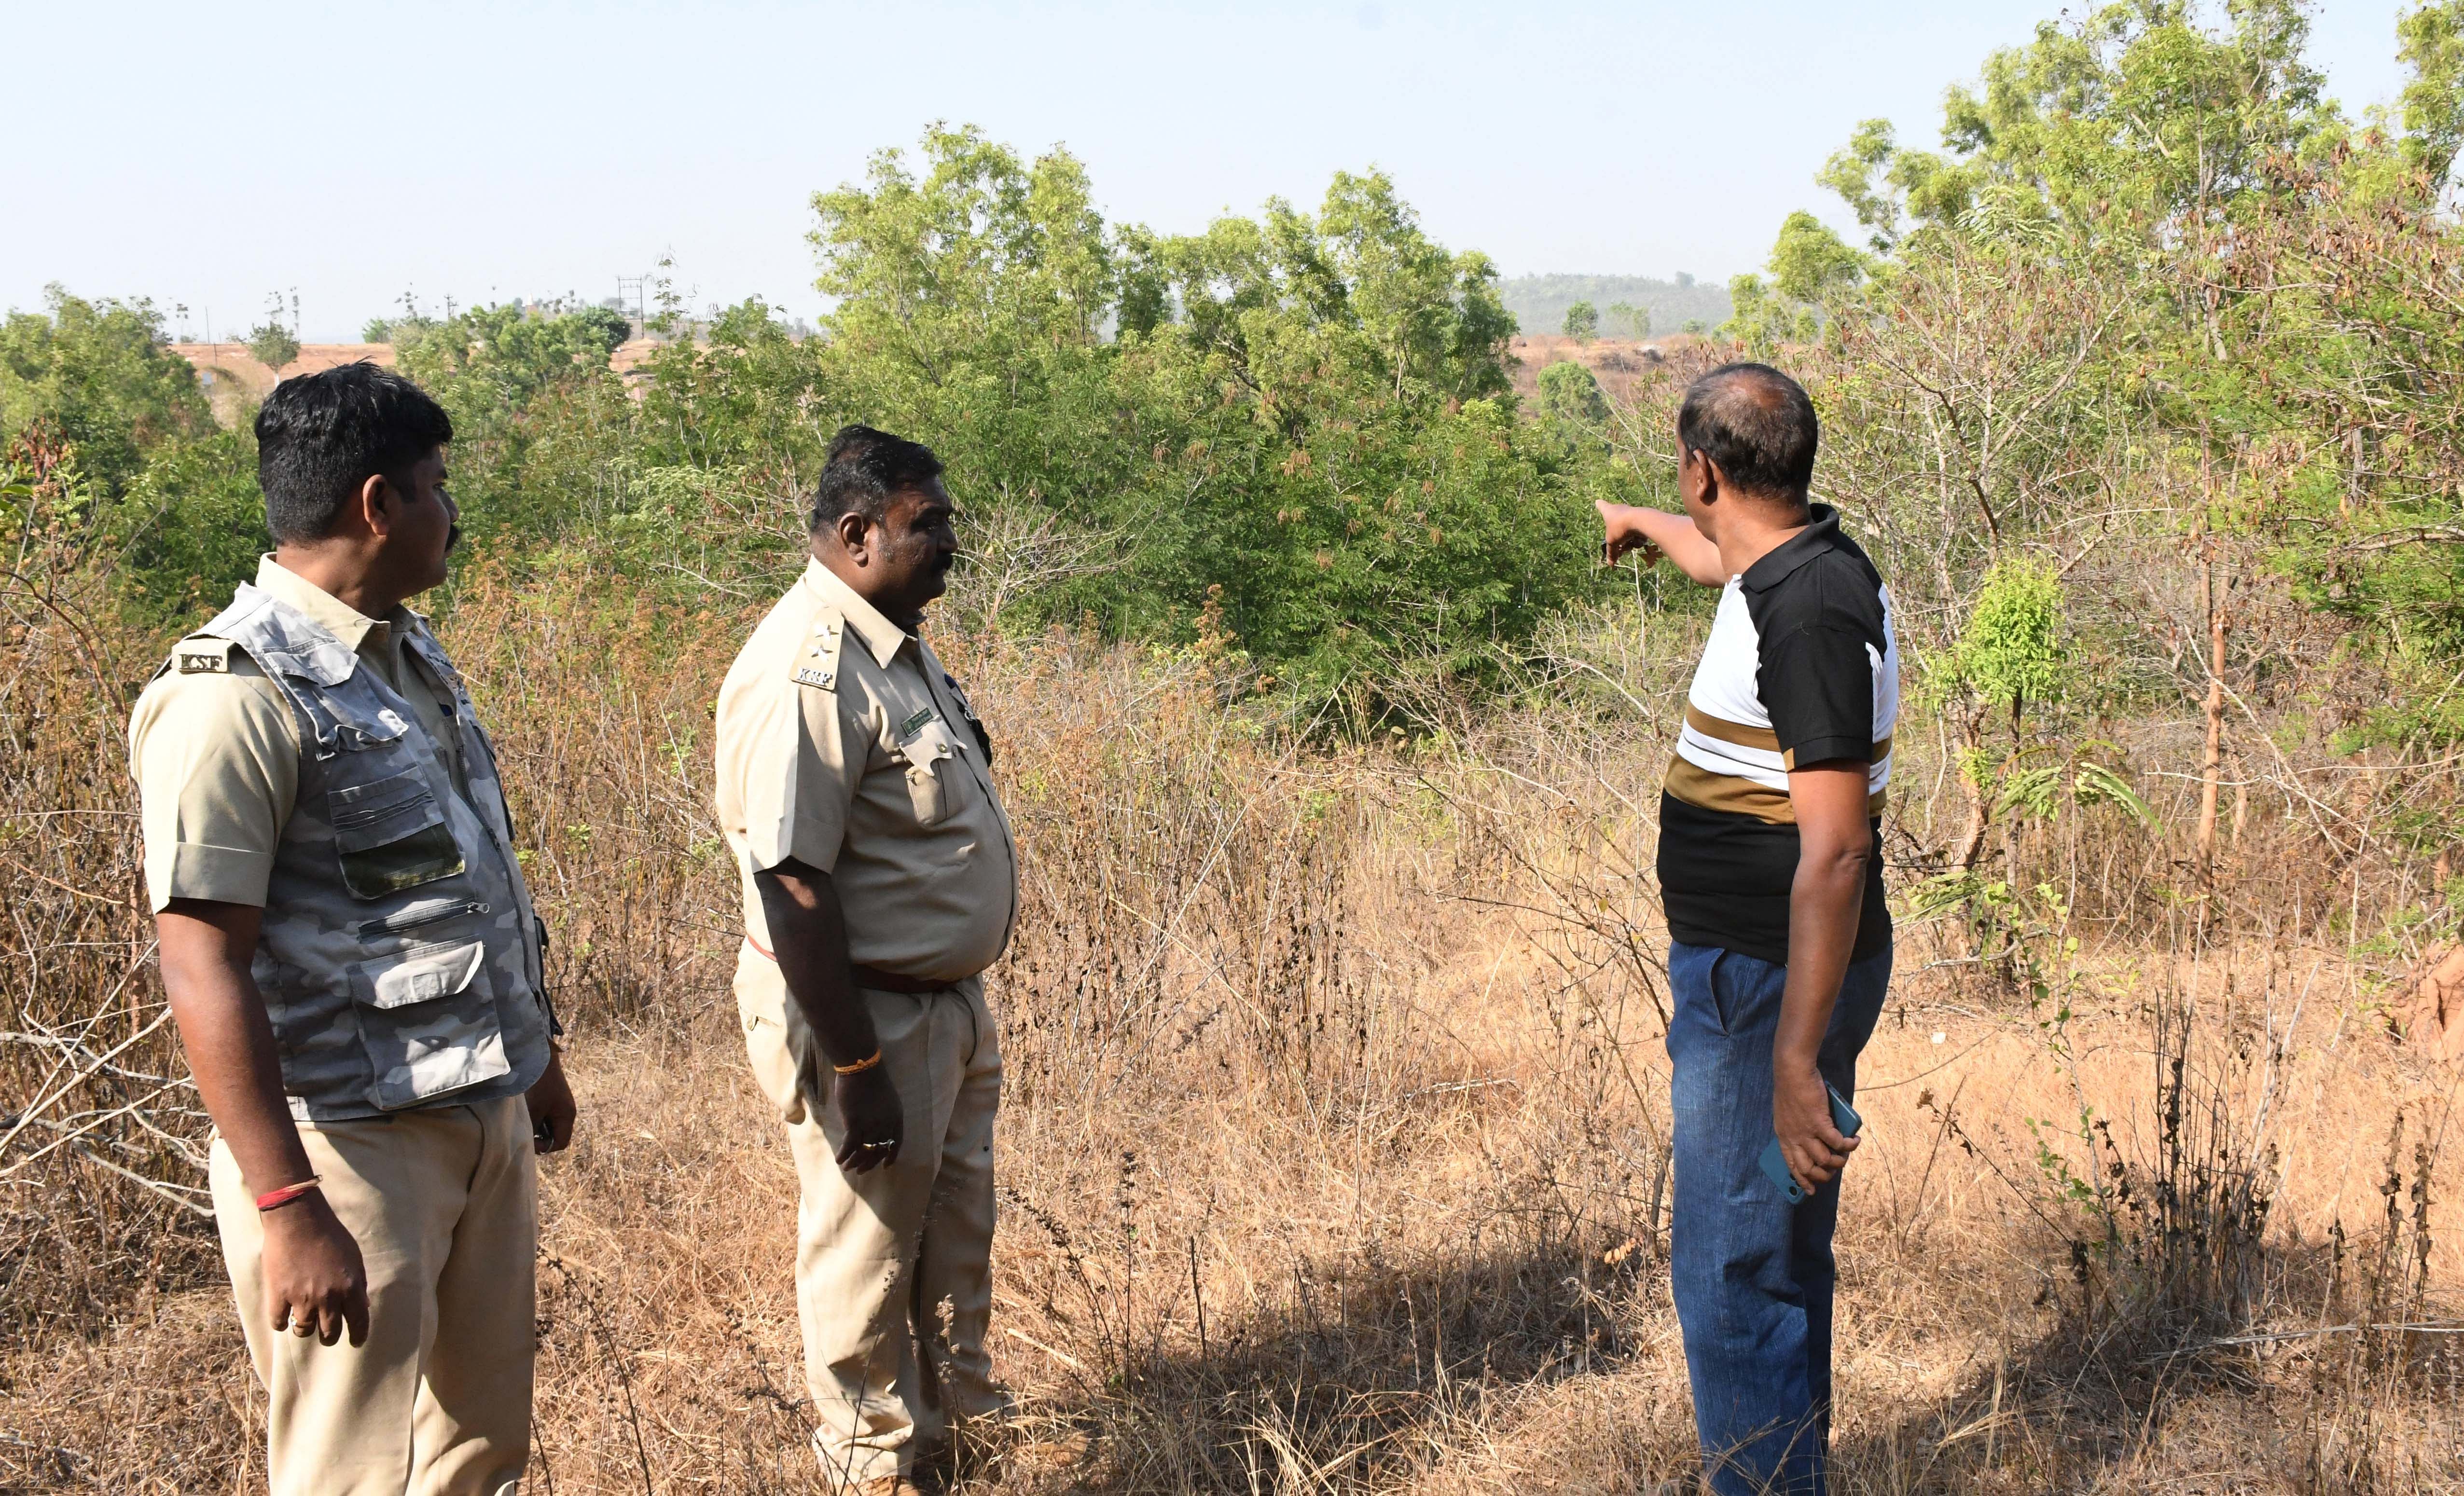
[{"x1": 176, "y1": 639, "x2": 236, "y2": 674}]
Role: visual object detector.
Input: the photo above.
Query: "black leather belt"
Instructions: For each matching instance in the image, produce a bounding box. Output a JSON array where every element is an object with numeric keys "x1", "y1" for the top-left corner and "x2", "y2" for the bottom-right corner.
[
  {"x1": 746, "y1": 937, "x2": 960, "y2": 996},
  {"x1": 847, "y1": 963, "x2": 958, "y2": 995}
]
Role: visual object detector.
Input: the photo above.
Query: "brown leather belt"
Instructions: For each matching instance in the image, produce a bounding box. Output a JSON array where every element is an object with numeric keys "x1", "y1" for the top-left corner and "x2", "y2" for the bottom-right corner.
[{"x1": 744, "y1": 937, "x2": 957, "y2": 995}]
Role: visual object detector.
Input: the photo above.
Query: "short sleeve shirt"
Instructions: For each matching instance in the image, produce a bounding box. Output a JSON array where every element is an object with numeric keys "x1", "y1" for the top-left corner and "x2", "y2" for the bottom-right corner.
[
  {"x1": 1656, "y1": 506, "x2": 1899, "y2": 965},
  {"x1": 712, "y1": 561, "x2": 1019, "y2": 984},
  {"x1": 126, "y1": 558, "x2": 477, "y2": 912}
]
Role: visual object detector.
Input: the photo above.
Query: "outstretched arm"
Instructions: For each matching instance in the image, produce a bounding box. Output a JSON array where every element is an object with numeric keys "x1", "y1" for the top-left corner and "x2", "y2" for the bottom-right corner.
[{"x1": 1596, "y1": 500, "x2": 1727, "y2": 586}]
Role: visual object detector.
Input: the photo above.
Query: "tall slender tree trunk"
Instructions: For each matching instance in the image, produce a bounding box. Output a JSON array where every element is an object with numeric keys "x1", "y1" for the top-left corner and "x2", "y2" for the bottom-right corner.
[
  {"x1": 1954, "y1": 712, "x2": 1992, "y2": 872},
  {"x1": 2197, "y1": 551, "x2": 2227, "y2": 892}
]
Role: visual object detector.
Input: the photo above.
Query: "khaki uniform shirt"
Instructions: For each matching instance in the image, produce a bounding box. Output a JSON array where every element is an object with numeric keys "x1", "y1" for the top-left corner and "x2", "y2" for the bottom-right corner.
[
  {"x1": 714, "y1": 560, "x2": 1019, "y2": 983},
  {"x1": 127, "y1": 557, "x2": 476, "y2": 912}
]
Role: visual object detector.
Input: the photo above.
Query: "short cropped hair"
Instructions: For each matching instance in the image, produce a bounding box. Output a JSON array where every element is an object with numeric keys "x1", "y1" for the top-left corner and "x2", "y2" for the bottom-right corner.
[
  {"x1": 254, "y1": 362, "x2": 454, "y2": 543},
  {"x1": 1676, "y1": 362, "x2": 1818, "y2": 504},
  {"x1": 811, "y1": 424, "x2": 944, "y2": 531}
]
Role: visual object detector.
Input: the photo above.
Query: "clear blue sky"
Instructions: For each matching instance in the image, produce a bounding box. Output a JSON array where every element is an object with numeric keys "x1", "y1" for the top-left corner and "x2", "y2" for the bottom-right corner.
[{"x1": 3, "y1": 0, "x2": 2418, "y2": 340}]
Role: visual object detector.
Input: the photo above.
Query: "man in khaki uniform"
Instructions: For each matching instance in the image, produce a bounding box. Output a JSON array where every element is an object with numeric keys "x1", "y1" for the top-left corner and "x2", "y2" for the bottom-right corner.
[
  {"x1": 714, "y1": 425, "x2": 1018, "y2": 1494},
  {"x1": 130, "y1": 363, "x2": 574, "y2": 1496}
]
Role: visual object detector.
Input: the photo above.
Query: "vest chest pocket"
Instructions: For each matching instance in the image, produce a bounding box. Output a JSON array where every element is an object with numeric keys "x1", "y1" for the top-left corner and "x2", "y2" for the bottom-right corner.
[
  {"x1": 895, "y1": 714, "x2": 963, "y2": 826},
  {"x1": 330, "y1": 770, "x2": 465, "y2": 899},
  {"x1": 346, "y1": 939, "x2": 511, "y2": 1110}
]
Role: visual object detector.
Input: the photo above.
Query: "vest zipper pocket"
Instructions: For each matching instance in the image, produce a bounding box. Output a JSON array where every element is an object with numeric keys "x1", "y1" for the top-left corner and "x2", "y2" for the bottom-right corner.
[{"x1": 359, "y1": 898, "x2": 490, "y2": 940}]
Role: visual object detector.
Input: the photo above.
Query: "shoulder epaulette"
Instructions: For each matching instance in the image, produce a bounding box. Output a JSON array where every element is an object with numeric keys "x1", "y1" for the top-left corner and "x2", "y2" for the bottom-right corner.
[
  {"x1": 173, "y1": 637, "x2": 239, "y2": 674},
  {"x1": 791, "y1": 611, "x2": 846, "y2": 691}
]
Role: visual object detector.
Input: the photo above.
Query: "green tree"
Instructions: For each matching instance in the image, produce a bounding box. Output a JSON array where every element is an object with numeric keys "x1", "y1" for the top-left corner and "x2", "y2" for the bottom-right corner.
[
  {"x1": 1534, "y1": 360, "x2": 1611, "y2": 463},
  {"x1": 111, "y1": 427, "x2": 267, "y2": 619},
  {"x1": 1953, "y1": 557, "x2": 2065, "y2": 727},
  {"x1": 569, "y1": 305, "x2": 633, "y2": 357},
  {"x1": 2398, "y1": 0, "x2": 2464, "y2": 185},
  {"x1": 247, "y1": 321, "x2": 299, "y2": 372},
  {"x1": 389, "y1": 301, "x2": 639, "y2": 547},
  {"x1": 1536, "y1": 360, "x2": 1609, "y2": 426},
  {"x1": 1724, "y1": 213, "x2": 1868, "y2": 353},
  {"x1": 1562, "y1": 300, "x2": 1599, "y2": 342},
  {"x1": 802, "y1": 127, "x2": 1591, "y2": 686},
  {"x1": 0, "y1": 288, "x2": 211, "y2": 501}
]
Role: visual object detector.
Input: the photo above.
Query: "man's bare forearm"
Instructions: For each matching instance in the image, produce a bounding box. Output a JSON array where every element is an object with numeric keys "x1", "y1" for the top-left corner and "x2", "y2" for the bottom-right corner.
[
  {"x1": 753, "y1": 861, "x2": 883, "y2": 1067},
  {"x1": 157, "y1": 900, "x2": 315, "y2": 1193},
  {"x1": 1600, "y1": 501, "x2": 1728, "y2": 585},
  {"x1": 1776, "y1": 762, "x2": 1877, "y2": 1072},
  {"x1": 1774, "y1": 849, "x2": 1866, "y2": 1073}
]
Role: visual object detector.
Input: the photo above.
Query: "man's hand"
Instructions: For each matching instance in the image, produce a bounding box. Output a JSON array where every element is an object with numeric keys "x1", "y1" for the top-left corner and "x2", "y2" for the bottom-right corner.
[
  {"x1": 1596, "y1": 498, "x2": 1665, "y2": 566},
  {"x1": 1774, "y1": 1063, "x2": 1857, "y2": 1194},
  {"x1": 260, "y1": 1189, "x2": 370, "y2": 1345},
  {"x1": 1595, "y1": 499, "x2": 1727, "y2": 585},
  {"x1": 833, "y1": 1066, "x2": 904, "y2": 1173},
  {"x1": 754, "y1": 858, "x2": 902, "y2": 1177},
  {"x1": 526, "y1": 1048, "x2": 576, "y2": 1154}
]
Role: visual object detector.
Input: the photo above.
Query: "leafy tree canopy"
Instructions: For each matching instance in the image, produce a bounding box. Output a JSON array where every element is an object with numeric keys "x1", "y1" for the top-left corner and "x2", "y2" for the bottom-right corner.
[
  {"x1": 0, "y1": 288, "x2": 210, "y2": 501},
  {"x1": 246, "y1": 322, "x2": 299, "y2": 372},
  {"x1": 801, "y1": 125, "x2": 1599, "y2": 689}
]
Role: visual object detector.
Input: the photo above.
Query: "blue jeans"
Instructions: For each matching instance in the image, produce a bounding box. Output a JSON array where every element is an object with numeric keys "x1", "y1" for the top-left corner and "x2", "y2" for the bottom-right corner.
[{"x1": 1666, "y1": 941, "x2": 1891, "y2": 1496}]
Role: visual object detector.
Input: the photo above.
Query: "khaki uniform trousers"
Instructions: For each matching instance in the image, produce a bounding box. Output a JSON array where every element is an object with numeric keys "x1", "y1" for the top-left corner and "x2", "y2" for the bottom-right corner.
[
  {"x1": 208, "y1": 1096, "x2": 537, "y2": 1496},
  {"x1": 734, "y1": 943, "x2": 1006, "y2": 1490}
]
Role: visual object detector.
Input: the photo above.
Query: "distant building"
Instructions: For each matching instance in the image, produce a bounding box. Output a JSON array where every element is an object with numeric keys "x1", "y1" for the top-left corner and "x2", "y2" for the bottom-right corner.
[{"x1": 169, "y1": 343, "x2": 400, "y2": 425}]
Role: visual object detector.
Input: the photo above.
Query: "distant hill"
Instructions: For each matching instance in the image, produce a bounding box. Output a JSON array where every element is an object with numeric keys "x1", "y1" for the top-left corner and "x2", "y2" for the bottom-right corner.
[{"x1": 1497, "y1": 274, "x2": 1732, "y2": 338}]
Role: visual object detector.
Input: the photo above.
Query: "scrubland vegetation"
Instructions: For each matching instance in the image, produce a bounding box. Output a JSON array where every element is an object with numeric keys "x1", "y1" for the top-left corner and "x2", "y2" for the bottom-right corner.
[{"x1": 9, "y1": 3, "x2": 2464, "y2": 1490}]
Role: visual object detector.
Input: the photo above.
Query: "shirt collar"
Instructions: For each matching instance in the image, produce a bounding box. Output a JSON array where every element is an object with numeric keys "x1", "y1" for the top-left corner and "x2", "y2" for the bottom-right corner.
[
  {"x1": 1738, "y1": 504, "x2": 1844, "y2": 594},
  {"x1": 801, "y1": 558, "x2": 912, "y2": 669},
  {"x1": 254, "y1": 555, "x2": 407, "y2": 655}
]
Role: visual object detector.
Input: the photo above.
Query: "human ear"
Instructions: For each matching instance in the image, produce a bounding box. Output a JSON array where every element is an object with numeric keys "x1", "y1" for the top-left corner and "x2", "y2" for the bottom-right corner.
[
  {"x1": 833, "y1": 510, "x2": 872, "y2": 564},
  {"x1": 357, "y1": 473, "x2": 394, "y2": 539}
]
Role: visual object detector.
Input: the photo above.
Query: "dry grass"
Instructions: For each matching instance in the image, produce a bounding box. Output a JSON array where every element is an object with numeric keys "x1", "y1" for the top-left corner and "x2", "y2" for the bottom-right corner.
[{"x1": 4, "y1": 557, "x2": 2463, "y2": 1493}]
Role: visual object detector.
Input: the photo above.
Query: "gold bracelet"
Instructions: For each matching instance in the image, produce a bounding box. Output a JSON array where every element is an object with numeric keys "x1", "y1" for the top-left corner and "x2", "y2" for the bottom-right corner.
[{"x1": 832, "y1": 1049, "x2": 883, "y2": 1076}]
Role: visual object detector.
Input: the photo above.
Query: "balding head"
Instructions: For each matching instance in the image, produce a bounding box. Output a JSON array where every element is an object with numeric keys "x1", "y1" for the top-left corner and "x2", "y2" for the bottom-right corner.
[{"x1": 1677, "y1": 362, "x2": 1818, "y2": 507}]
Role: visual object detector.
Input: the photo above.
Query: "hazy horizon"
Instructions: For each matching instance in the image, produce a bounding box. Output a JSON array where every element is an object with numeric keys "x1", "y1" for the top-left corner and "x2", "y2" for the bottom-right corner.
[{"x1": 7, "y1": 0, "x2": 2418, "y2": 341}]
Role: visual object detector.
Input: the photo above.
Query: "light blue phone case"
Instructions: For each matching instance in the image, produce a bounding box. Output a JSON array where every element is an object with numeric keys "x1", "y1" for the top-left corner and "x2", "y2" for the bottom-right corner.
[{"x1": 1760, "y1": 1086, "x2": 1863, "y2": 1203}]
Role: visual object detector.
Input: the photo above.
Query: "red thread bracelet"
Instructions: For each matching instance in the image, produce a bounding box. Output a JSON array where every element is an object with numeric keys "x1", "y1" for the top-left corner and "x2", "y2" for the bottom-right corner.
[{"x1": 255, "y1": 1178, "x2": 321, "y2": 1212}]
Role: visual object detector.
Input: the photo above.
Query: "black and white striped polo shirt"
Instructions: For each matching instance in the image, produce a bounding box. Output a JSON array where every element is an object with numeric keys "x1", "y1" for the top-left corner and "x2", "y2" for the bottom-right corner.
[{"x1": 1656, "y1": 505, "x2": 1899, "y2": 966}]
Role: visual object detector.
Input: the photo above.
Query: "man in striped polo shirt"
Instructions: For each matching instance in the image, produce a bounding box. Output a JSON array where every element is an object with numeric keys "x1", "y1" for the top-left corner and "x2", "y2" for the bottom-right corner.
[{"x1": 1598, "y1": 362, "x2": 1898, "y2": 1496}]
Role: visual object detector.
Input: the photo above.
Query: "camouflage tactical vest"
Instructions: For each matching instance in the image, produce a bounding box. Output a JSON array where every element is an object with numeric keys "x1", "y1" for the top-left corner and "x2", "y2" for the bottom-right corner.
[{"x1": 171, "y1": 584, "x2": 553, "y2": 1122}]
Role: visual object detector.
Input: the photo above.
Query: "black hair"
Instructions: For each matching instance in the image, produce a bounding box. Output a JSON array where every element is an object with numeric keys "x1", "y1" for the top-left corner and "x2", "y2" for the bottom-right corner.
[
  {"x1": 810, "y1": 424, "x2": 945, "y2": 532},
  {"x1": 1676, "y1": 362, "x2": 1819, "y2": 504},
  {"x1": 253, "y1": 362, "x2": 454, "y2": 543}
]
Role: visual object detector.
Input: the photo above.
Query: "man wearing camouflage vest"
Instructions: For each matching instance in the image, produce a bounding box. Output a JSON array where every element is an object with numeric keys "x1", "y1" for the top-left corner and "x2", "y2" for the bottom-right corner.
[
  {"x1": 129, "y1": 362, "x2": 573, "y2": 1496},
  {"x1": 715, "y1": 425, "x2": 1018, "y2": 1494}
]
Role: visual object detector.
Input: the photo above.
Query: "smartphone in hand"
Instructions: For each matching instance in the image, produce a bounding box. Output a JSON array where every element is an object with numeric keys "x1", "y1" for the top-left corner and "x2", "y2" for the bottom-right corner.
[{"x1": 1759, "y1": 1085, "x2": 1863, "y2": 1204}]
